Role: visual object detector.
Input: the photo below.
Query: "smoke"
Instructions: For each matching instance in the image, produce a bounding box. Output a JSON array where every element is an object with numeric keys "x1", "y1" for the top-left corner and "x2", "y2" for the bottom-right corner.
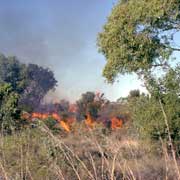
[
  {"x1": 0, "y1": 0, "x2": 146, "y2": 102},
  {"x1": 0, "y1": 1, "x2": 49, "y2": 63}
]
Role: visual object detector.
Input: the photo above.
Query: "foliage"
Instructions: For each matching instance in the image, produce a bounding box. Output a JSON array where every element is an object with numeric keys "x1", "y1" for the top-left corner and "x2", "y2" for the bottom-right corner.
[
  {"x1": 0, "y1": 83, "x2": 26, "y2": 133},
  {"x1": 0, "y1": 54, "x2": 57, "y2": 111},
  {"x1": 129, "y1": 66, "x2": 180, "y2": 153},
  {"x1": 20, "y1": 64, "x2": 57, "y2": 110},
  {"x1": 98, "y1": 0, "x2": 180, "y2": 82},
  {"x1": 76, "y1": 92, "x2": 106, "y2": 120},
  {"x1": 0, "y1": 54, "x2": 27, "y2": 93},
  {"x1": 44, "y1": 117, "x2": 61, "y2": 134}
]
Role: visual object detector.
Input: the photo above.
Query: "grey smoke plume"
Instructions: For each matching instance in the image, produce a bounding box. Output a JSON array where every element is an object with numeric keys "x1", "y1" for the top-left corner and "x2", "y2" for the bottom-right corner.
[{"x1": 0, "y1": 0, "x2": 145, "y2": 102}]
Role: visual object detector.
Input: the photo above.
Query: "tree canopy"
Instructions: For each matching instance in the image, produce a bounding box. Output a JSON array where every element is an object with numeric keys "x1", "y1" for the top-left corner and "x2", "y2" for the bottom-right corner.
[
  {"x1": 98, "y1": 0, "x2": 180, "y2": 82},
  {"x1": 0, "y1": 54, "x2": 27, "y2": 93},
  {"x1": 20, "y1": 63, "x2": 57, "y2": 110},
  {"x1": 0, "y1": 54, "x2": 57, "y2": 110}
]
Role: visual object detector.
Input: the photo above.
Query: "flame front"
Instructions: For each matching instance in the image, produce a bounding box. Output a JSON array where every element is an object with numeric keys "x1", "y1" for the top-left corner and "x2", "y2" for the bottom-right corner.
[
  {"x1": 60, "y1": 120, "x2": 70, "y2": 132},
  {"x1": 85, "y1": 113, "x2": 96, "y2": 128},
  {"x1": 22, "y1": 111, "x2": 125, "y2": 132},
  {"x1": 30, "y1": 112, "x2": 71, "y2": 132},
  {"x1": 32, "y1": 112, "x2": 49, "y2": 119},
  {"x1": 51, "y1": 113, "x2": 71, "y2": 132},
  {"x1": 52, "y1": 113, "x2": 61, "y2": 121},
  {"x1": 111, "y1": 117, "x2": 123, "y2": 130}
]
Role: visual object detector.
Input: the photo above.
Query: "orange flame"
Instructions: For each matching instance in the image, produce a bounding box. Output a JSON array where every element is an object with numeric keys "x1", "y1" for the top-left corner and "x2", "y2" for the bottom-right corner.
[
  {"x1": 85, "y1": 113, "x2": 96, "y2": 128},
  {"x1": 52, "y1": 113, "x2": 61, "y2": 121},
  {"x1": 111, "y1": 117, "x2": 123, "y2": 130},
  {"x1": 23, "y1": 111, "x2": 124, "y2": 132},
  {"x1": 32, "y1": 112, "x2": 49, "y2": 119},
  {"x1": 60, "y1": 120, "x2": 70, "y2": 132},
  {"x1": 51, "y1": 113, "x2": 71, "y2": 132},
  {"x1": 30, "y1": 112, "x2": 71, "y2": 132}
]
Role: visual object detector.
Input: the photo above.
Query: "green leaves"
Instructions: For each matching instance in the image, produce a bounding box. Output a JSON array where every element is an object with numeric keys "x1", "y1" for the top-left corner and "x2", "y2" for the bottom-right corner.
[
  {"x1": 129, "y1": 66, "x2": 180, "y2": 153},
  {"x1": 0, "y1": 83, "x2": 22, "y2": 133},
  {"x1": 98, "y1": 0, "x2": 180, "y2": 82}
]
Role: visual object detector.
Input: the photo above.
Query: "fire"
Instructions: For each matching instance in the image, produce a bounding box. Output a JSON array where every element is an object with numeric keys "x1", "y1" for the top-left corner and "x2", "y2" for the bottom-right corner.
[
  {"x1": 60, "y1": 120, "x2": 70, "y2": 132},
  {"x1": 30, "y1": 112, "x2": 71, "y2": 132},
  {"x1": 32, "y1": 112, "x2": 49, "y2": 119},
  {"x1": 52, "y1": 113, "x2": 61, "y2": 121},
  {"x1": 85, "y1": 113, "x2": 96, "y2": 128},
  {"x1": 22, "y1": 111, "x2": 125, "y2": 132},
  {"x1": 51, "y1": 113, "x2": 71, "y2": 132},
  {"x1": 111, "y1": 117, "x2": 123, "y2": 130}
]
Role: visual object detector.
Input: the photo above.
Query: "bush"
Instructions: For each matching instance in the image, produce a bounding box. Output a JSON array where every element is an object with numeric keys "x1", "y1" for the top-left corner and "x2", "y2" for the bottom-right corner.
[
  {"x1": 129, "y1": 67, "x2": 180, "y2": 154},
  {"x1": 44, "y1": 117, "x2": 61, "y2": 134},
  {"x1": 0, "y1": 83, "x2": 27, "y2": 134}
]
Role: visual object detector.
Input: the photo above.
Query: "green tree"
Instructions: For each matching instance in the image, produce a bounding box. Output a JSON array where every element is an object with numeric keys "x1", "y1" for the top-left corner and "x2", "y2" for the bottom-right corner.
[
  {"x1": 0, "y1": 54, "x2": 57, "y2": 111},
  {"x1": 98, "y1": 0, "x2": 180, "y2": 82},
  {"x1": 98, "y1": 0, "x2": 180, "y2": 156},
  {"x1": 0, "y1": 54, "x2": 27, "y2": 93}
]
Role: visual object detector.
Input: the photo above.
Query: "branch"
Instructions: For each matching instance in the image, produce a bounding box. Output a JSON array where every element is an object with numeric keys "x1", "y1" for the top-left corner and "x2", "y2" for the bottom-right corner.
[
  {"x1": 163, "y1": 45, "x2": 180, "y2": 52},
  {"x1": 171, "y1": 47, "x2": 180, "y2": 51}
]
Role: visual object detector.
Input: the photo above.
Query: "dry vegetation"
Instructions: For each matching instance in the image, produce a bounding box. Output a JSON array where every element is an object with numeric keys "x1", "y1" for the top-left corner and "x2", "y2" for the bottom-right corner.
[{"x1": 0, "y1": 122, "x2": 179, "y2": 180}]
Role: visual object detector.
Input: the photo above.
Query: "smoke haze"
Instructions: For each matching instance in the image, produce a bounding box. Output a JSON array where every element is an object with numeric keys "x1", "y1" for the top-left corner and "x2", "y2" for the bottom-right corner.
[{"x1": 0, "y1": 0, "x2": 147, "y2": 102}]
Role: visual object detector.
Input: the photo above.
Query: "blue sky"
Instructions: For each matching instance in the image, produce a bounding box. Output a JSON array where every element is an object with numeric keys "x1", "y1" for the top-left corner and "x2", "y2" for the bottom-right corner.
[{"x1": 0, "y1": 0, "x2": 149, "y2": 102}]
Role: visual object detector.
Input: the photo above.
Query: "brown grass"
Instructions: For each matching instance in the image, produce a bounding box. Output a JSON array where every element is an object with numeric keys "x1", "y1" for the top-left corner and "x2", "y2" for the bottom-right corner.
[{"x1": 0, "y1": 123, "x2": 179, "y2": 180}]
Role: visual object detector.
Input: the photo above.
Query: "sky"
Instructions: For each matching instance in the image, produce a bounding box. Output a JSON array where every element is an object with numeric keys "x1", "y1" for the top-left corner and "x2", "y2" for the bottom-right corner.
[{"x1": 0, "y1": 0, "x2": 148, "y2": 102}]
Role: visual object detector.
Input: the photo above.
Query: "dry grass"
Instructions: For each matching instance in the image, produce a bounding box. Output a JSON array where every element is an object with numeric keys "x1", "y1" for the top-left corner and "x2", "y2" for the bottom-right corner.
[{"x1": 0, "y1": 124, "x2": 179, "y2": 180}]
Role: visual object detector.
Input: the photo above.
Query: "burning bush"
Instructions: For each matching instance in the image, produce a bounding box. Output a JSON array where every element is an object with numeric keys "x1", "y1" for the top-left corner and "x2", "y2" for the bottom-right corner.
[{"x1": 76, "y1": 91, "x2": 108, "y2": 120}]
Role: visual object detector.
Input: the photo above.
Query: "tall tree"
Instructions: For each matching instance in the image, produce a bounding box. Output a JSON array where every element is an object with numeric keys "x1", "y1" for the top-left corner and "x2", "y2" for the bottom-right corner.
[
  {"x1": 98, "y1": 0, "x2": 180, "y2": 155},
  {"x1": 98, "y1": 0, "x2": 180, "y2": 82}
]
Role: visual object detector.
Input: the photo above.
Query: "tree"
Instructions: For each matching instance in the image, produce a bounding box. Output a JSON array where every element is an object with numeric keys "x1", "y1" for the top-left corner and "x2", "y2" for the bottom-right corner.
[
  {"x1": 98, "y1": 0, "x2": 180, "y2": 82},
  {"x1": 20, "y1": 64, "x2": 57, "y2": 110},
  {"x1": 76, "y1": 92, "x2": 106, "y2": 120},
  {"x1": 0, "y1": 54, "x2": 57, "y2": 111},
  {"x1": 0, "y1": 54, "x2": 27, "y2": 93},
  {"x1": 98, "y1": 0, "x2": 180, "y2": 156}
]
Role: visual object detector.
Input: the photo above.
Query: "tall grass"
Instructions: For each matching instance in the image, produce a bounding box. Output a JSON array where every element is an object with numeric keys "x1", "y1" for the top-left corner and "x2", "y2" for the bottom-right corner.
[{"x1": 0, "y1": 123, "x2": 179, "y2": 180}]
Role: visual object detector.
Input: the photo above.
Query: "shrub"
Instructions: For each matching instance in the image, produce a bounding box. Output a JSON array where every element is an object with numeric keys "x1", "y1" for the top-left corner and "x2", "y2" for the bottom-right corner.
[{"x1": 0, "y1": 83, "x2": 27, "y2": 134}]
